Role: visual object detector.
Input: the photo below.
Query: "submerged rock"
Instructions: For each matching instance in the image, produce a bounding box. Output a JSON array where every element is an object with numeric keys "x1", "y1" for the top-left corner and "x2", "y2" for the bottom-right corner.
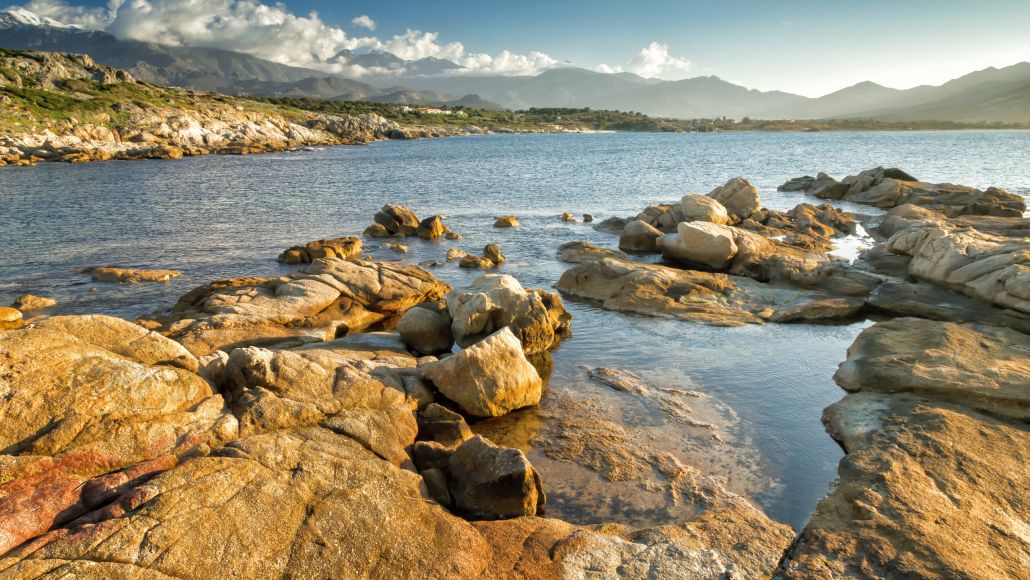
[
  {"x1": 557, "y1": 241, "x2": 628, "y2": 264},
  {"x1": 91, "y1": 267, "x2": 181, "y2": 283},
  {"x1": 494, "y1": 215, "x2": 519, "y2": 228},
  {"x1": 593, "y1": 216, "x2": 629, "y2": 233},
  {"x1": 422, "y1": 327, "x2": 543, "y2": 417},
  {"x1": 10, "y1": 294, "x2": 57, "y2": 312},
  {"x1": 278, "y1": 236, "x2": 361, "y2": 264}
]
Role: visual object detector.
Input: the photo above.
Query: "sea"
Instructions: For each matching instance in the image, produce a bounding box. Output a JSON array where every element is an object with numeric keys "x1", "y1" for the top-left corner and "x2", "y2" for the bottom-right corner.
[{"x1": 1, "y1": 129, "x2": 1027, "y2": 529}]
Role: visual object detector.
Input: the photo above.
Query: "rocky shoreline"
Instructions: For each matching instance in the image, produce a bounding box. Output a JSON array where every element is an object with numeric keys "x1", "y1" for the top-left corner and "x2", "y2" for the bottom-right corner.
[
  {"x1": 0, "y1": 168, "x2": 1027, "y2": 577},
  {"x1": 0, "y1": 51, "x2": 580, "y2": 167}
]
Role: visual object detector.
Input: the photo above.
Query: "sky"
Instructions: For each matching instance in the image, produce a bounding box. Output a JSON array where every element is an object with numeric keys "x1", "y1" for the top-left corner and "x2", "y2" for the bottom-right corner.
[{"x1": 3, "y1": 0, "x2": 1029, "y2": 96}]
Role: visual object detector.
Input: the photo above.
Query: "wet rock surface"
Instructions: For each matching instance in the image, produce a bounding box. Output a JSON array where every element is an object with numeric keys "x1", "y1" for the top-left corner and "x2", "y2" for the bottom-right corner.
[{"x1": 91, "y1": 267, "x2": 182, "y2": 283}]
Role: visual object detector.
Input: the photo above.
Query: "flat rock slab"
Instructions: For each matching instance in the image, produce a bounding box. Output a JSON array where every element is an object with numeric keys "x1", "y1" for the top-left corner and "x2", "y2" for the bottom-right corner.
[
  {"x1": 867, "y1": 280, "x2": 1029, "y2": 333},
  {"x1": 782, "y1": 392, "x2": 1029, "y2": 578},
  {"x1": 557, "y1": 256, "x2": 863, "y2": 327},
  {"x1": 834, "y1": 317, "x2": 1030, "y2": 421},
  {"x1": 91, "y1": 267, "x2": 181, "y2": 283}
]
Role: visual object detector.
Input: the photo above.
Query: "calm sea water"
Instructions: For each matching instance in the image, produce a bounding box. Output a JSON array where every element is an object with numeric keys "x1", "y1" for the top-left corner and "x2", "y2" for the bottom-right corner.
[{"x1": 1, "y1": 130, "x2": 1028, "y2": 529}]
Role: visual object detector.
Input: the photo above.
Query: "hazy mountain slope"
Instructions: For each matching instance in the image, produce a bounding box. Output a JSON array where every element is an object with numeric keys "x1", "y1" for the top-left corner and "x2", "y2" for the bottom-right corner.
[
  {"x1": 845, "y1": 79, "x2": 1030, "y2": 123},
  {"x1": 763, "y1": 81, "x2": 904, "y2": 119}
]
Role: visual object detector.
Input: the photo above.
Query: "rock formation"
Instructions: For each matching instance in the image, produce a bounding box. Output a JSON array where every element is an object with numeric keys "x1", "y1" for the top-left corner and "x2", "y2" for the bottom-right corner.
[
  {"x1": 136, "y1": 258, "x2": 449, "y2": 356},
  {"x1": 278, "y1": 236, "x2": 362, "y2": 264}
]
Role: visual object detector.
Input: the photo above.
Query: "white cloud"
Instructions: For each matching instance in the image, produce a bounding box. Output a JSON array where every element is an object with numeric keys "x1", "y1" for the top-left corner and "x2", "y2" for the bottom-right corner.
[
  {"x1": 596, "y1": 42, "x2": 692, "y2": 79},
  {"x1": 10, "y1": 0, "x2": 563, "y2": 78},
  {"x1": 17, "y1": 0, "x2": 120, "y2": 29},
  {"x1": 350, "y1": 14, "x2": 375, "y2": 30}
]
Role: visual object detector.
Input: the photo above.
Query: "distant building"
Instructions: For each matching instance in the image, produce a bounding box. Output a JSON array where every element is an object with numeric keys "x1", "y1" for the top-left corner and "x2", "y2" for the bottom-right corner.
[{"x1": 401, "y1": 106, "x2": 466, "y2": 116}]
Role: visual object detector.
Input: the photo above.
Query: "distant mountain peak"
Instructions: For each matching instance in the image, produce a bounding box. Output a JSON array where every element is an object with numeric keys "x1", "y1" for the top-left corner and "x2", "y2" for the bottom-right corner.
[{"x1": 0, "y1": 7, "x2": 78, "y2": 30}]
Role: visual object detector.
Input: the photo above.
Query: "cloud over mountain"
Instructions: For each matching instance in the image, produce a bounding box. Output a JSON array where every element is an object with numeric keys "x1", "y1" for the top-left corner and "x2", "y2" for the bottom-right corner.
[
  {"x1": 596, "y1": 42, "x2": 692, "y2": 79},
  {"x1": 13, "y1": 0, "x2": 692, "y2": 81},
  {"x1": 12, "y1": 0, "x2": 570, "y2": 77}
]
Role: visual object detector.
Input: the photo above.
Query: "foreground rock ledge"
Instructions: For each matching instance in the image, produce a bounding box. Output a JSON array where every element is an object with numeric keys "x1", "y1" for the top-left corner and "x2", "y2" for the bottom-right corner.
[
  {"x1": 0, "y1": 314, "x2": 795, "y2": 578},
  {"x1": 781, "y1": 318, "x2": 1030, "y2": 578}
]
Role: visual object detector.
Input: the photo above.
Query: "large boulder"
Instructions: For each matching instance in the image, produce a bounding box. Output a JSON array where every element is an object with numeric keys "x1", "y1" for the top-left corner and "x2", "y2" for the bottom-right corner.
[
  {"x1": 277, "y1": 236, "x2": 362, "y2": 264},
  {"x1": 448, "y1": 435, "x2": 545, "y2": 519},
  {"x1": 422, "y1": 327, "x2": 543, "y2": 417},
  {"x1": 417, "y1": 215, "x2": 446, "y2": 240},
  {"x1": 373, "y1": 203, "x2": 420, "y2": 235},
  {"x1": 707, "y1": 177, "x2": 761, "y2": 220},
  {"x1": 619, "y1": 219, "x2": 664, "y2": 252},
  {"x1": 634, "y1": 203, "x2": 684, "y2": 232},
  {"x1": 397, "y1": 303, "x2": 454, "y2": 355},
  {"x1": 137, "y1": 259, "x2": 450, "y2": 356},
  {"x1": 417, "y1": 403, "x2": 473, "y2": 448},
  {"x1": 657, "y1": 221, "x2": 738, "y2": 269},
  {"x1": 680, "y1": 194, "x2": 730, "y2": 225},
  {"x1": 221, "y1": 344, "x2": 418, "y2": 463},
  {"x1": 446, "y1": 274, "x2": 570, "y2": 355}
]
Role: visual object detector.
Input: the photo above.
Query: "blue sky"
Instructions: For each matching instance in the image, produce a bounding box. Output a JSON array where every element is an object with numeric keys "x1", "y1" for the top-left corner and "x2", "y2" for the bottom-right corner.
[{"x1": 4, "y1": 0, "x2": 1029, "y2": 96}]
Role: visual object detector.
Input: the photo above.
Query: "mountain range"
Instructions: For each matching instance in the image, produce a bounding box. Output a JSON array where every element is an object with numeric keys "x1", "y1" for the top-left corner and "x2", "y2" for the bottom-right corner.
[{"x1": 1, "y1": 7, "x2": 1027, "y2": 123}]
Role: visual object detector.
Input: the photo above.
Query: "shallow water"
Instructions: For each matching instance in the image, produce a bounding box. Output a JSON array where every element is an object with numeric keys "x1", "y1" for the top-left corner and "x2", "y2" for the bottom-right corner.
[{"x1": 1, "y1": 130, "x2": 1027, "y2": 529}]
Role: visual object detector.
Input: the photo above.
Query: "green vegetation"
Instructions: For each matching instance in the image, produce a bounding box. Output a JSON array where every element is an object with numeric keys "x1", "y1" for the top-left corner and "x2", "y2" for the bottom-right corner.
[
  {"x1": 257, "y1": 97, "x2": 1028, "y2": 132},
  {"x1": 0, "y1": 48, "x2": 300, "y2": 132}
]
